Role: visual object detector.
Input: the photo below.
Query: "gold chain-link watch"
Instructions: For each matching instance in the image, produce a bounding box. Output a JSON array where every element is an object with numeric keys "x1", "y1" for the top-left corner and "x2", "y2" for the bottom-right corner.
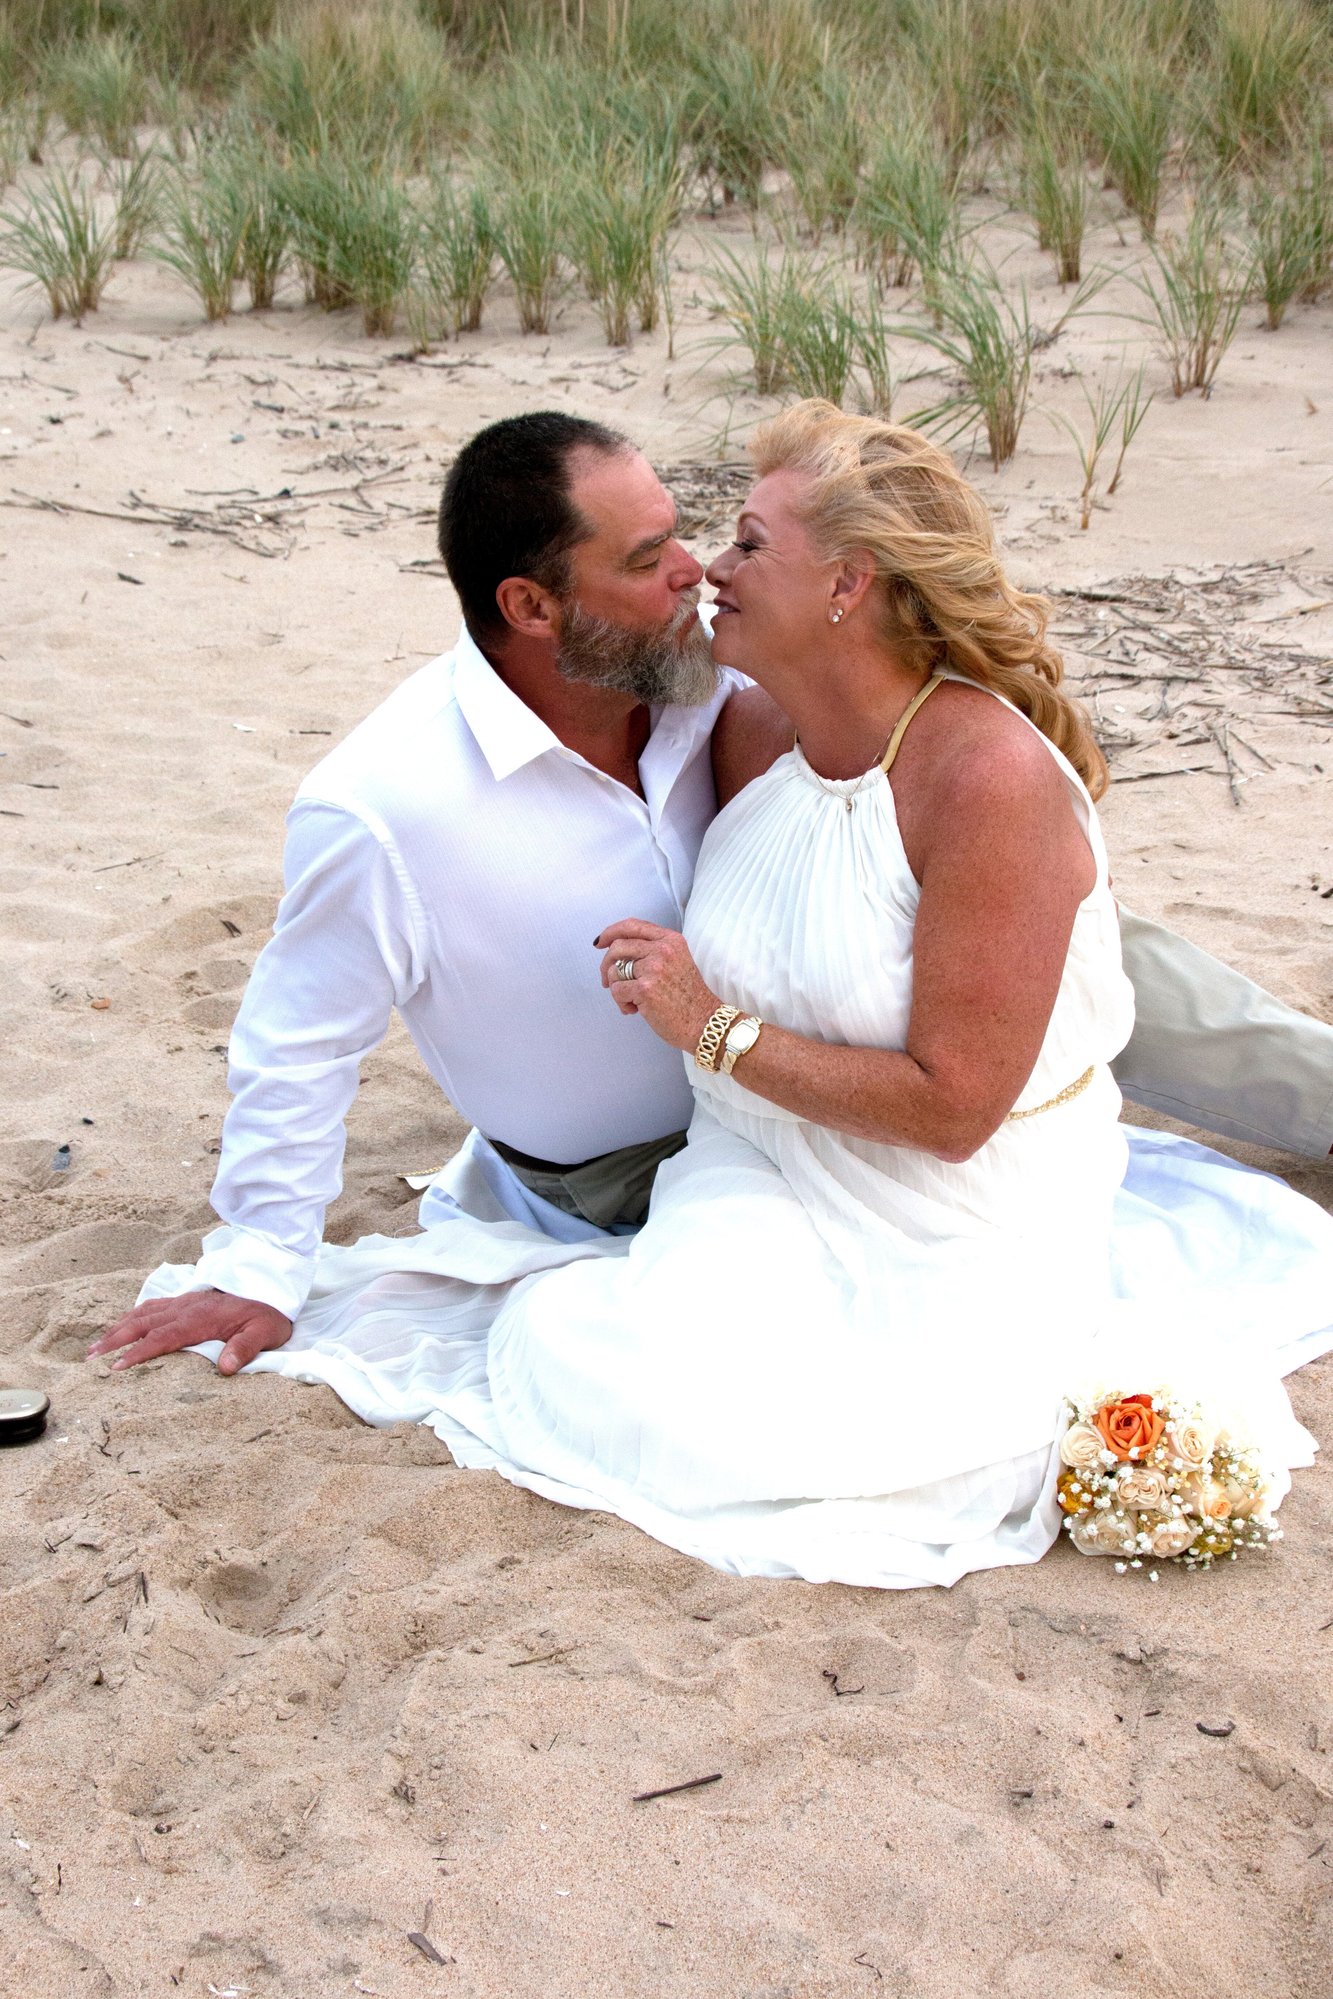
[{"x1": 720, "y1": 1014, "x2": 764, "y2": 1075}]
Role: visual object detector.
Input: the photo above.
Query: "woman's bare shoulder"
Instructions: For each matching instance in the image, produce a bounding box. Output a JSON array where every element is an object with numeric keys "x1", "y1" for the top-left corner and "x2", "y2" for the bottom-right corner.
[
  {"x1": 893, "y1": 677, "x2": 1089, "y2": 881},
  {"x1": 711, "y1": 683, "x2": 793, "y2": 806},
  {"x1": 905, "y1": 677, "x2": 1066, "y2": 803}
]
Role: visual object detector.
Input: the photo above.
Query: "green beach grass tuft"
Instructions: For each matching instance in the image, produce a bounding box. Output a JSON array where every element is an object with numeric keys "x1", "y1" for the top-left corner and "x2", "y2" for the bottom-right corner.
[
  {"x1": 1137, "y1": 197, "x2": 1254, "y2": 393},
  {"x1": 44, "y1": 27, "x2": 151, "y2": 157},
  {"x1": 1, "y1": 162, "x2": 116, "y2": 318}
]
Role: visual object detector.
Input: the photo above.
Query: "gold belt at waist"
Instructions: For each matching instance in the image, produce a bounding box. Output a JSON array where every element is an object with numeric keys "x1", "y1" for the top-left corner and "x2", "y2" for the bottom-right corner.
[{"x1": 1004, "y1": 1064, "x2": 1097, "y2": 1122}]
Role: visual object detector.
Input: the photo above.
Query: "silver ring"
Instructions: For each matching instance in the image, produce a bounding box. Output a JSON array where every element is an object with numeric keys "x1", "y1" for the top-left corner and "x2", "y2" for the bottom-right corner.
[{"x1": 615, "y1": 958, "x2": 636, "y2": 981}]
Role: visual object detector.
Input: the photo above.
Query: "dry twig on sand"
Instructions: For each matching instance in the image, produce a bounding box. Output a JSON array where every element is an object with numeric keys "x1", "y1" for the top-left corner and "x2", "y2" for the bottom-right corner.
[
  {"x1": 0, "y1": 465, "x2": 422, "y2": 559},
  {"x1": 1049, "y1": 560, "x2": 1333, "y2": 799}
]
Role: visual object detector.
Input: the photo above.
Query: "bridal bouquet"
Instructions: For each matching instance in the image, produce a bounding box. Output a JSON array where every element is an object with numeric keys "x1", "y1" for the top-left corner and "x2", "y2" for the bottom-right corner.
[{"x1": 1057, "y1": 1389, "x2": 1279, "y2": 1576}]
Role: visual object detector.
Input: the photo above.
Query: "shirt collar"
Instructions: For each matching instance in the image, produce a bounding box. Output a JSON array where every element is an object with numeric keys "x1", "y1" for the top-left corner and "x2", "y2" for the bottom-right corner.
[
  {"x1": 451, "y1": 624, "x2": 563, "y2": 782},
  {"x1": 450, "y1": 620, "x2": 731, "y2": 787}
]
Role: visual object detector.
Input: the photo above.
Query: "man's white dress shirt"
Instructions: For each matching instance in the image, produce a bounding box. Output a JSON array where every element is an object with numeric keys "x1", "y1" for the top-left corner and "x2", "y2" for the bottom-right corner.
[{"x1": 196, "y1": 625, "x2": 740, "y2": 1321}]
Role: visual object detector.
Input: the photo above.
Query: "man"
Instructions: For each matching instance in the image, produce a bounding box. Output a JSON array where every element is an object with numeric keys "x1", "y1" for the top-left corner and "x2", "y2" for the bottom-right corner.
[{"x1": 91, "y1": 411, "x2": 1333, "y2": 1379}]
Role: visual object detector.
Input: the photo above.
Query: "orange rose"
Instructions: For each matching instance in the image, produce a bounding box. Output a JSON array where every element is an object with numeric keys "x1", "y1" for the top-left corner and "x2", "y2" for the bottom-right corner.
[{"x1": 1093, "y1": 1394, "x2": 1165, "y2": 1463}]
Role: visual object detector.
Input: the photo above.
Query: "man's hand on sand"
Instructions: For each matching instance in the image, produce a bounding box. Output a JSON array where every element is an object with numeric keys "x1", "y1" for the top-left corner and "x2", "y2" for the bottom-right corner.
[{"x1": 88, "y1": 1292, "x2": 292, "y2": 1375}]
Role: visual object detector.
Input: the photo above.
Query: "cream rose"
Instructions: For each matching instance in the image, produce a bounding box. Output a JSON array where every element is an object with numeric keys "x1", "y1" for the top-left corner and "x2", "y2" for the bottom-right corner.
[
  {"x1": 1145, "y1": 1512, "x2": 1199, "y2": 1558},
  {"x1": 1070, "y1": 1512, "x2": 1135, "y2": 1556},
  {"x1": 1164, "y1": 1418, "x2": 1213, "y2": 1469},
  {"x1": 1222, "y1": 1478, "x2": 1266, "y2": 1521},
  {"x1": 1116, "y1": 1466, "x2": 1169, "y2": 1511},
  {"x1": 1180, "y1": 1474, "x2": 1232, "y2": 1521},
  {"x1": 1060, "y1": 1421, "x2": 1106, "y2": 1470}
]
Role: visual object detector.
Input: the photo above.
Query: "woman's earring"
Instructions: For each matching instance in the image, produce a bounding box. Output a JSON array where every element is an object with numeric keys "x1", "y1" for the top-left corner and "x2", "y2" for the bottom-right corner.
[{"x1": 829, "y1": 608, "x2": 844, "y2": 624}]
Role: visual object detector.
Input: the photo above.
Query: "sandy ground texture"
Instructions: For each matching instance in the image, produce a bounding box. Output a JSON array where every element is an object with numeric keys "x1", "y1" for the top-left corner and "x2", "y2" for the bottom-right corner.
[{"x1": 2, "y1": 188, "x2": 1333, "y2": 1999}]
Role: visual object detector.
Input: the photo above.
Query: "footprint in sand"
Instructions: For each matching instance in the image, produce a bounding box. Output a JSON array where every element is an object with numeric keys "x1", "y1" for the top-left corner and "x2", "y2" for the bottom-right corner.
[
  {"x1": 7, "y1": 1217, "x2": 178, "y2": 1291},
  {"x1": 174, "y1": 959, "x2": 252, "y2": 1039},
  {"x1": 131, "y1": 894, "x2": 278, "y2": 965},
  {"x1": 0, "y1": 1136, "x2": 77, "y2": 1196},
  {"x1": 120, "y1": 897, "x2": 277, "y2": 1033},
  {"x1": 191, "y1": 1557, "x2": 283, "y2": 1637},
  {"x1": 723, "y1": 1626, "x2": 918, "y2": 1714}
]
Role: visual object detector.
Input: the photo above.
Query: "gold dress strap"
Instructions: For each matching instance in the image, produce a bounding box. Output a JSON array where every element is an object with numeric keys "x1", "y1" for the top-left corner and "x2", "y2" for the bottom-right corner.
[{"x1": 878, "y1": 672, "x2": 947, "y2": 775}]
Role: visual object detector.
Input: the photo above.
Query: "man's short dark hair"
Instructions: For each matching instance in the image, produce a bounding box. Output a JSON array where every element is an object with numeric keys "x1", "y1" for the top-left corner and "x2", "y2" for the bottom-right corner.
[{"x1": 438, "y1": 412, "x2": 629, "y2": 646}]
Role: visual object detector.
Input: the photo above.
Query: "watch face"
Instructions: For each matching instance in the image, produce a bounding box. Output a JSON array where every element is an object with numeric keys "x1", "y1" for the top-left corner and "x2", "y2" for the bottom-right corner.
[{"x1": 728, "y1": 1019, "x2": 760, "y2": 1053}]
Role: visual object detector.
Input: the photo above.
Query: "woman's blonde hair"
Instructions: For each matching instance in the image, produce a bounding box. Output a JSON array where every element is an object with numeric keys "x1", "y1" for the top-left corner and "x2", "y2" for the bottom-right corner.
[{"x1": 749, "y1": 400, "x2": 1107, "y2": 798}]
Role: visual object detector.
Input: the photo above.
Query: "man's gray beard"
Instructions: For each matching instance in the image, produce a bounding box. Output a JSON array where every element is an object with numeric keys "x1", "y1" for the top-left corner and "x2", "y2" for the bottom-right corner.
[{"x1": 555, "y1": 597, "x2": 719, "y2": 707}]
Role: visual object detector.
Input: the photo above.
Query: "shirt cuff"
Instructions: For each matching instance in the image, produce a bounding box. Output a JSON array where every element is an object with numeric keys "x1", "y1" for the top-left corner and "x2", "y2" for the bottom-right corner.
[{"x1": 192, "y1": 1226, "x2": 314, "y2": 1324}]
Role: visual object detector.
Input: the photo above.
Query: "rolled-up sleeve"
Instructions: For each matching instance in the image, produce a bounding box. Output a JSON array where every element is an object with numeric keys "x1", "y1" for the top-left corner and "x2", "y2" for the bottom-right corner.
[{"x1": 195, "y1": 799, "x2": 427, "y2": 1318}]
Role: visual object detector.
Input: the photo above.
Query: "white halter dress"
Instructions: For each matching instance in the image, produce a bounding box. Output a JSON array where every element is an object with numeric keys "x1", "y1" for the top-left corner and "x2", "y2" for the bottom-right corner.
[{"x1": 142, "y1": 681, "x2": 1333, "y2": 1588}]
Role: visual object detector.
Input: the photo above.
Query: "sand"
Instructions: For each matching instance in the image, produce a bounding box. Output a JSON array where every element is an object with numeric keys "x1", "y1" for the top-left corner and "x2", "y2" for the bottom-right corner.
[{"x1": 2, "y1": 183, "x2": 1332, "y2": 1999}]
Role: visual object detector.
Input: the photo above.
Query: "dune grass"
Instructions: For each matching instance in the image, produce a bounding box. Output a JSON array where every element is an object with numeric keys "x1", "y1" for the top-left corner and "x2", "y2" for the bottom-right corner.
[
  {"x1": 847, "y1": 279, "x2": 898, "y2": 417},
  {"x1": 1248, "y1": 139, "x2": 1333, "y2": 324},
  {"x1": 0, "y1": 104, "x2": 22, "y2": 187},
  {"x1": 565, "y1": 146, "x2": 682, "y2": 345},
  {"x1": 493, "y1": 178, "x2": 564, "y2": 335},
  {"x1": 43, "y1": 28, "x2": 151, "y2": 157},
  {"x1": 707, "y1": 242, "x2": 804, "y2": 395},
  {"x1": 904, "y1": 256, "x2": 1104, "y2": 469},
  {"x1": 1015, "y1": 103, "x2": 1090, "y2": 285},
  {"x1": 414, "y1": 179, "x2": 496, "y2": 339},
  {"x1": 148, "y1": 75, "x2": 203, "y2": 163},
  {"x1": 476, "y1": 50, "x2": 687, "y2": 339},
  {"x1": 1057, "y1": 363, "x2": 1154, "y2": 527},
  {"x1": 152, "y1": 162, "x2": 246, "y2": 320},
  {"x1": 1083, "y1": 48, "x2": 1177, "y2": 239},
  {"x1": 244, "y1": 3, "x2": 464, "y2": 171},
  {"x1": 0, "y1": 0, "x2": 277, "y2": 89},
  {"x1": 706, "y1": 243, "x2": 912, "y2": 411},
  {"x1": 1195, "y1": 0, "x2": 1330, "y2": 168},
  {"x1": 1295, "y1": 141, "x2": 1333, "y2": 302},
  {"x1": 331, "y1": 167, "x2": 420, "y2": 337},
  {"x1": 853, "y1": 116, "x2": 963, "y2": 304},
  {"x1": 1138, "y1": 197, "x2": 1254, "y2": 393},
  {"x1": 280, "y1": 147, "x2": 357, "y2": 312},
  {"x1": 0, "y1": 0, "x2": 1326, "y2": 479},
  {"x1": 277, "y1": 147, "x2": 418, "y2": 334},
  {"x1": 688, "y1": 42, "x2": 787, "y2": 212},
  {"x1": 777, "y1": 63, "x2": 865, "y2": 242},
  {"x1": 1, "y1": 162, "x2": 115, "y2": 317},
  {"x1": 894, "y1": 0, "x2": 993, "y2": 167},
  {"x1": 781, "y1": 272, "x2": 859, "y2": 403},
  {"x1": 101, "y1": 139, "x2": 163, "y2": 260},
  {"x1": 213, "y1": 137, "x2": 291, "y2": 311},
  {"x1": 907, "y1": 260, "x2": 1038, "y2": 469}
]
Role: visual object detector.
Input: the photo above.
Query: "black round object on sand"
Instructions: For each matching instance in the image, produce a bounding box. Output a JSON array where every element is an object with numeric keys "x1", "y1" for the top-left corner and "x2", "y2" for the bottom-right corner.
[{"x1": 0, "y1": 1389, "x2": 50, "y2": 1446}]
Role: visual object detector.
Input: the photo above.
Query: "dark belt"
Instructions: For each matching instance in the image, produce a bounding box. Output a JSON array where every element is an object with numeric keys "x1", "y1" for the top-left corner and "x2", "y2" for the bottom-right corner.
[
  {"x1": 487, "y1": 1129, "x2": 689, "y2": 1230},
  {"x1": 489, "y1": 1137, "x2": 594, "y2": 1176}
]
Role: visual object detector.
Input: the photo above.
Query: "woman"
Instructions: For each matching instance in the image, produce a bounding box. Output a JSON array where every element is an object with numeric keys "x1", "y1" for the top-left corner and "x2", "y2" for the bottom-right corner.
[{"x1": 148, "y1": 404, "x2": 1331, "y2": 1588}]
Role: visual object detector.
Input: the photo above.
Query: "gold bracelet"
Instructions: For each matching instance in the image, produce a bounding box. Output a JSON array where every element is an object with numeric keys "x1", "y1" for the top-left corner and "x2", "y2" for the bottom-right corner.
[{"x1": 694, "y1": 1004, "x2": 740, "y2": 1072}]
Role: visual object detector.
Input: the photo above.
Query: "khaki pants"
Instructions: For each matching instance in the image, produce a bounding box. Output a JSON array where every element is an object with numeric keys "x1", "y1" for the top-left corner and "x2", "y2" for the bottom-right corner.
[{"x1": 1114, "y1": 909, "x2": 1333, "y2": 1159}]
